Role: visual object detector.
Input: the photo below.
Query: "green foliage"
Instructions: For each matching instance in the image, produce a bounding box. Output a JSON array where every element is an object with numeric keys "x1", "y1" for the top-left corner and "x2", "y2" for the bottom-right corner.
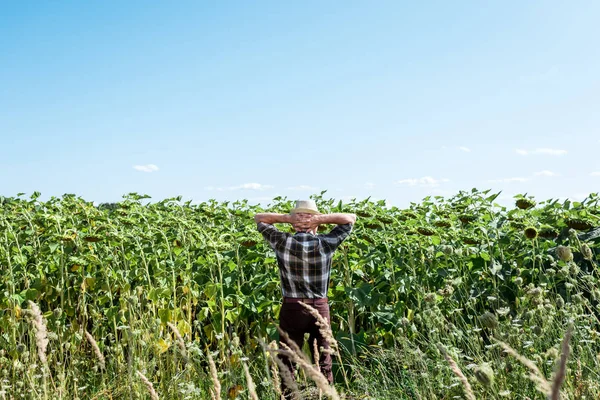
[{"x1": 0, "y1": 190, "x2": 599, "y2": 398}]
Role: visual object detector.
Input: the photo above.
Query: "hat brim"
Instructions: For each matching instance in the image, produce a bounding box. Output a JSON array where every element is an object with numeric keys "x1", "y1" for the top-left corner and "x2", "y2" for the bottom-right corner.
[{"x1": 290, "y1": 208, "x2": 321, "y2": 215}]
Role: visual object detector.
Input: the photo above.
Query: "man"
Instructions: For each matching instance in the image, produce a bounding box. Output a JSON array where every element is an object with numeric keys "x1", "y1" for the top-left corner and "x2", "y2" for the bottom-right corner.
[{"x1": 254, "y1": 199, "x2": 356, "y2": 389}]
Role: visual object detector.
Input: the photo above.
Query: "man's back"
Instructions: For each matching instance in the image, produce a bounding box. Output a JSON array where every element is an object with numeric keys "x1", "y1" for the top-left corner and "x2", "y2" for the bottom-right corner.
[{"x1": 257, "y1": 223, "x2": 352, "y2": 298}]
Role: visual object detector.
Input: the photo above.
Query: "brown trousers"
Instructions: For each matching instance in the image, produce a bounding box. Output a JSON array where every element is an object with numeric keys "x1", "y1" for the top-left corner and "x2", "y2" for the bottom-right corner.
[{"x1": 278, "y1": 298, "x2": 333, "y2": 392}]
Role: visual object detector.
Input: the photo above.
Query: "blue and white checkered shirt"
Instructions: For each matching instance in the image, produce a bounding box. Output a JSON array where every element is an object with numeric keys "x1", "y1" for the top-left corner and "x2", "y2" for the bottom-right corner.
[{"x1": 257, "y1": 222, "x2": 353, "y2": 298}]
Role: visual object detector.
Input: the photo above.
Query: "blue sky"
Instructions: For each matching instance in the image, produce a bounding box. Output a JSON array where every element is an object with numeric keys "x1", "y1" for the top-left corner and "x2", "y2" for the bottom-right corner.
[{"x1": 1, "y1": 1, "x2": 599, "y2": 207}]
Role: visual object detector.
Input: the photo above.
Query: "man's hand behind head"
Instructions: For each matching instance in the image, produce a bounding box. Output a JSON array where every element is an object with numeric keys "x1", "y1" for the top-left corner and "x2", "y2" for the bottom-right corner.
[{"x1": 290, "y1": 213, "x2": 319, "y2": 233}]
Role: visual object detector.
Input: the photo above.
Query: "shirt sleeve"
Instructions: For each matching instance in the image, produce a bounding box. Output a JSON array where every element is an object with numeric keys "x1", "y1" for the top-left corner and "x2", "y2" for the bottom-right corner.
[
  {"x1": 320, "y1": 223, "x2": 353, "y2": 252},
  {"x1": 257, "y1": 222, "x2": 288, "y2": 250}
]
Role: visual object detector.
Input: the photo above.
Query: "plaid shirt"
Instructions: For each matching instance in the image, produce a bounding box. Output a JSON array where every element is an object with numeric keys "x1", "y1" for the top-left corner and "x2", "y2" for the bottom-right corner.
[{"x1": 257, "y1": 222, "x2": 353, "y2": 298}]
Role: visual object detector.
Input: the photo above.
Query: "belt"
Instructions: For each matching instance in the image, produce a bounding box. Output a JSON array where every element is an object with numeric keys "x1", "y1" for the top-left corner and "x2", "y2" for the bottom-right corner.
[{"x1": 283, "y1": 297, "x2": 328, "y2": 305}]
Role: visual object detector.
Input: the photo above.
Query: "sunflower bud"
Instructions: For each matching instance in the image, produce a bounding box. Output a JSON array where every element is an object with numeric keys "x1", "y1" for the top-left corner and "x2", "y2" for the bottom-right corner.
[
  {"x1": 424, "y1": 293, "x2": 436, "y2": 304},
  {"x1": 545, "y1": 347, "x2": 559, "y2": 360},
  {"x1": 527, "y1": 287, "x2": 542, "y2": 297},
  {"x1": 479, "y1": 312, "x2": 498, "y2": 329},
  {"x1": 514, "y1": 277, "x2": 523, "y2": 286},
  {"x1": 556, "y1": 246, "x2": 573, "y2": 262},
  {"x1": 572, "y1": 293, "x2": 584, "y2": 304},
  {"x1": 474, "y1": 363, "x2": 495, "y2": 386},
  {"x1": 569, "y1": 263, "x2": 580, "y2": 275},
  {"x1": 441, "y1": 245, "x2": 454, "y2": 255},
  {"x1": 581, "y1": 243, "x2": 593, "y2": 261}
]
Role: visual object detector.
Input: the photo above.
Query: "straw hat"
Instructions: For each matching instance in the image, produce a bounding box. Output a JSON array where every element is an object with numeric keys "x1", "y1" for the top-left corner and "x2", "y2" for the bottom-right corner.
[{"x1": 290, "y1": 200, "x2": 321, "y2": 215}]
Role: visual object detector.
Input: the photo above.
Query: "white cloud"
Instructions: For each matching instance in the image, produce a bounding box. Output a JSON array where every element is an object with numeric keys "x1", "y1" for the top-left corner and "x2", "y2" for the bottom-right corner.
[
  {"x1": 591, "y1": 171, "x2": 600, "y2": 176},
  {"x1": 287, "y1": 185, "x2": 318, "y2": 191},
  {"x1": 534, "y1": 170, "x2": 559, "y2": 177},
  {"x1": 487, "y1": 177, "x2": 529, "y2": 183},
  {"x1": 133, "y1": 164, "x2": 159, "y2": 173},
  {"x1": 396, "y1": 176, "x2": 450, "y2": 188},
  {"x1": 236, "y1": 183, "x2": 273, "y2": 190},
  {"x1": 536, "y1": 148, "x2": 568, "y2": 156},
  {"x1": 247, "y1": 196, "x2": 275, "y2": 204},
  {"x1": 516, "y1": 148, "x2": 567, "y2": 156},
  {"x1": 365, "y1": 182, "x2": 376, "y2": 189},
  {"x1": 206, "y1": 182, "x2": 274, "y2": 191},
  {"x1": 441, "y1": 146, "x2": 471, "y2": 152}
]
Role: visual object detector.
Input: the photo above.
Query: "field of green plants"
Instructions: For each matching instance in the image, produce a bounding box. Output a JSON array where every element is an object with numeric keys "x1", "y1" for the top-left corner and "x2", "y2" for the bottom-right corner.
[{"x1": 1, "y1": 190, "x2": 599, "y2": 399}]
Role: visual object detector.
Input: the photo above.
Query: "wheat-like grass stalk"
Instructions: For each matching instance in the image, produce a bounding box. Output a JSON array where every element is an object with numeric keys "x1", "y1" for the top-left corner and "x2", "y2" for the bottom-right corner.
[
  {"x1": 574, "y1": 359, "x2": 583, "y2": 398},
  {"x1": 296, "y1": 303, "x2": 351, "y2": 389},
  {"x1": 277, "y1": 327, "x2": 310, "y2": 361},
  {"x1": 271, "y1": 360, "x2": 283, "y2": 399},
  {"x1": 28, "y1": 301, "x2": 48, "y2": 367},
  {"x1": 136, "y1": 370, "x2": 159, "y2": 400},
  {"x1": 206, "y1": 349, "x2": 221, "y2": 399},
  {"x1": 494, "y1": 339, "x2": 551, "y2": 395},
  {"x1": 167, "y1": 322, "x2": 188, "y2": 363},
  {"x1": 313, "y1": 339, "x2": 320, "y2": 370},
  {"x1": 312, "y1": 339, "x2": 323, "y2": 400},
  {"x1": 550, "y1": 326, "x2": 573, "y2": 400},
  {"x1": 258, "y1": 339, "x2": 284, "y2": 399},
  {"x1": 242, "y1": 360, "x2": 259, "y2": 400},
  {"x1": 84, "y1": 330, "x2": 106, "y2": 370},
  {"x1": 298, "y1": 303, "x2": 337, "y2": 354},
  {"x1": 274, "y1": 353, "x2": 300, "y2": 400},
  {"x1": 280, "y1": 343, "x2": 340, "y2": 400},
  {"x1": 267, "y1": 341, "x2": 283, "y2": 399},
  {"x1": 436, "y1": 344, "x2": 475, "y2": 400},
  {"x1": 278, "y1": 331, "x2": 340, "y2": 400}
]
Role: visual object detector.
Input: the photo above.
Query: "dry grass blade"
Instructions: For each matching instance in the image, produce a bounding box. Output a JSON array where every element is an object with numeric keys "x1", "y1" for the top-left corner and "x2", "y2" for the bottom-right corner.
[
  {"x1": 206, "y1": 349, "x2": 221, "y2": 398},
  {"x1": 436, "y1": 344, "x2": 475, "y2": 400},
  {"x1": 274, "y1": 354, "x2": 300, "y2": 400},
  {"x1": 550, "y1": 326, "x2": 573, "y2": 400},
  {"x1": 277, "y1": 327, "x2": 310, "y2": 362},
  {"x1": 258, "y1": 339, "x2": 284, "y2": 398},
  {"x1": 136, "y1": 371, "x2": 159, "y2": 400},
  {"x1": 298, "y1": 303, "x2": 337, "y2": 354},
  {"x1": 242, "y1": 361, "x2": 259, "y2": 400},
  {"x1": 268, "y1": 342, "x2": 283, "y2": 398},
  {"x1": 313, "y1": 339, "x2": 320, "y2": 370},
  {"x1": 28, "y1": 301, "x2": 49, "y2": 367},
  {"x1": 278, "y1": 339, "x2": 340, "y2": 400},
  {"x1": 494, "y1": 339, "x2": 551, "y2": 395},
  {"x1": 84, "y1": 330, "x2": 106, "y2": 370},
  {"x1": 295, "y1": 304, "x2": 350, "y2": 389},
  {"x1": 167, "y1": 322, "x2": 188, "y2": 363}
]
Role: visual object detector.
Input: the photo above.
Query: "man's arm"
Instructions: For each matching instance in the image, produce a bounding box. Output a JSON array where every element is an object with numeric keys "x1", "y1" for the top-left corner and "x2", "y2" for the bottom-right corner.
[
  {"x1": 254, "y1": 213, "x2": 293, "y2": 225},
  {"x1": 317, "y1": 213, "x2": 356, "y2": 250},
  {"x1": 297, "y1": 213, "x2": 356, "y2": 232},
  {"x1": 314, "y1": 213, "x2": 357, "y2": 225}
]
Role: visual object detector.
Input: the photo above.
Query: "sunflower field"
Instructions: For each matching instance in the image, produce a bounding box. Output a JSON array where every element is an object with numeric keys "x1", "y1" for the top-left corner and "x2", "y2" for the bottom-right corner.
[{"x1": 0, "y1": 189, "x2": 599, "y2": 399}]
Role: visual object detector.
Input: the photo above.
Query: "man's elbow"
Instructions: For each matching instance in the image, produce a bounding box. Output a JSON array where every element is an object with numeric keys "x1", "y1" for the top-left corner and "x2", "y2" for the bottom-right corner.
[{"x1": 348, "y1": 214, "x2": 357, "y2": 224}]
